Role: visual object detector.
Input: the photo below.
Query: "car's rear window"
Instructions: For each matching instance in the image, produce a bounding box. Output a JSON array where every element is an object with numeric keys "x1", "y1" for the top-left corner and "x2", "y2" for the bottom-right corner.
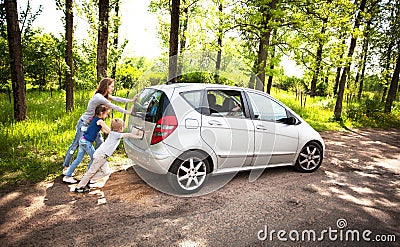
[{"x1": 134, "y1": 88, "x2": 174, "y2": 123}]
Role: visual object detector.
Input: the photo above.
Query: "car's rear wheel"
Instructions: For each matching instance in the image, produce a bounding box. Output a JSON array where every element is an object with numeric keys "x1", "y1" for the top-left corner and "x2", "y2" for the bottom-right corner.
[
  {"x1": 167, "y1": 151, "x2": 210, "y2": 194},
  {"x1": 294, "y1": 141, "x2": 323, "y2": 172}
]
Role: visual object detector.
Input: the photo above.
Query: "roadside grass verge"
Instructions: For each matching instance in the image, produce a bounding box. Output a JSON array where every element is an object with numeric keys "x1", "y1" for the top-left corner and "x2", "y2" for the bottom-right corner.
[{"x1": 0, "y1": 89, "x2": 130, "y2": 188}]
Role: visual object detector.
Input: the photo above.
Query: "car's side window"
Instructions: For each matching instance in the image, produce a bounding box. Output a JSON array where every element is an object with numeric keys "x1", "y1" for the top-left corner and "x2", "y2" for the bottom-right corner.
[
  {"x1": 247, "y1": 92, "x2": 287, "y2": 122},
  {"x1": 180, "y1": 90, "x2": 203, "y2": 110},
  {"x1": 206, "y1": 90, "x2": 244, "y2": 118}
]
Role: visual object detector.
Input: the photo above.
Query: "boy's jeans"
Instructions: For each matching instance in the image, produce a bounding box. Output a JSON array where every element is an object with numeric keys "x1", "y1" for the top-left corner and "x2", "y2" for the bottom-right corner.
[
  {"x1": 65, "y1": 137, "x2": 95, "y2": 177},
  {"x1": 62, "y1": 118, "x2": 103, "y2": 167}
]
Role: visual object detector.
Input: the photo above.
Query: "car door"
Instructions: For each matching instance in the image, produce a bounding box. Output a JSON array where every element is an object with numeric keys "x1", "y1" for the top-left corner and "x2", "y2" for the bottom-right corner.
[
  {"x1": 246, "y1": 91, "x2": 299, "y2": 166},
  {"x1": 200, "y1": 89, "x2": 255, "y2": 170}
]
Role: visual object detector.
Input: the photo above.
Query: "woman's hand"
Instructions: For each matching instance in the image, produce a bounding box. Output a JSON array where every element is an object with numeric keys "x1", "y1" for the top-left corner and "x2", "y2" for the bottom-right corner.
[{"x1": 129, "y1": 94, "x2": 139, "y2": 103}]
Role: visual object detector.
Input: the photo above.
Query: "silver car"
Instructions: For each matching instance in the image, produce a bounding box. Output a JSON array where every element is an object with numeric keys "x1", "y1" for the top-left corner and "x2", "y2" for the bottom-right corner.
[{"x1": 124, "y1": 83, "x2": 324, "y2": 194}]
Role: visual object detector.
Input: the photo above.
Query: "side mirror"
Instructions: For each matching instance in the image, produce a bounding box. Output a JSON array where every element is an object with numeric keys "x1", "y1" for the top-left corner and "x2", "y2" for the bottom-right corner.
[{"x1": 285, "y1": 116, "x2": 297, "y2": 125}]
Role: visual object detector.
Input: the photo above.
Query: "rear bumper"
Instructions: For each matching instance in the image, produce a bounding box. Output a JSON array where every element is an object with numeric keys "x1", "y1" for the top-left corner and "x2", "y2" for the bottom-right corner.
[{"x1": 123, "y1": 139, "x2": 177, "y2": 174}]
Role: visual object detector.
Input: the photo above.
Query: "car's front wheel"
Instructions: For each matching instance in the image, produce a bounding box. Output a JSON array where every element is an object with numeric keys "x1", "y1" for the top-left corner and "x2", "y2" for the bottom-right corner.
[
  {"x1": 294, "y1": 141, "x2": 323, "y2": 172},
  {"x1": 167, "y1": 151, "x2": 210, "y2": 194}
]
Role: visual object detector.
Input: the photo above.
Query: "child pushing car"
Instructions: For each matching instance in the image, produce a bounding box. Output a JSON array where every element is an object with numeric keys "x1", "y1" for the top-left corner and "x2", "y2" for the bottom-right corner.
[{"x1": 75, "y1": 118, "x2": 143, "y2": 193}]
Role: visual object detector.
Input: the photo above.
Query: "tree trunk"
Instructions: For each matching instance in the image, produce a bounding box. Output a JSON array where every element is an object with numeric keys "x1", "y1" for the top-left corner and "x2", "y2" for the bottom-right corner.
[
  {"x1": 385, "y1": 46, "x2": 400, "y2": 113},
  {"x1": 214, "y1": 0, "x2": 223, "y2": 83},
  {"x1": 381, "y1": 39, "x2": 395, "y2": 102},
  {"x1": 248, "y1": 60, "x2": 257, "y2": 89},
  {"x1": 266, "y1": 29, "x2": 276, "y2": 94},
  {"x1": 111, "y1": 0, "x2": 119, "y2": 80},
  {"x1": 255, "y1": 0, "x2": 277, "y2": 92},
  {"x1": 177, "y1": 4, "x2": 188, "y2": 81},
  {"x1": 334, "y1": 0, "x2": 366, "y2": 120},
  {"x1": 310, "y1": 19, "x2": 326, "y2": 97},
  {"x1": 168, "y1": 0, "x2": 180, "y2": 84},
  {"x1": 333, "y1": 68, "x2": 341, "y2": 95},
  {"x1": 333, "y1": 38, "x2": 346, "y2": 95},
  {"x1": 256, "y1": 32, "x2": 269, "y2": 91},
  {"x1": 97, "y1": 0, "x2": 109, "y2": 81},
  {"x1": 357, "y1": 21, "x2": 371, "y2": 100},
  {"x1": 65, "y1": 0, "x2": 74, "y2": 112},
  {"x1": 5, "y1": 0, "x2": 27, "y2": 121},
  {"x1": 266, "y1": 64, "x2": 274, "y2": 94},
  {"x1": 358, "y1": 38, "x2": 369, "y2": 100}
]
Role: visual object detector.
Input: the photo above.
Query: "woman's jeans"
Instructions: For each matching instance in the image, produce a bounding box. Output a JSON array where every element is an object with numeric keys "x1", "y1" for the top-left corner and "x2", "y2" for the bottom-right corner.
[
  {"x1": 65, "y1": 137, "x2": 95, "y2": 177},
  {"x1": 62, "y1": 118, "x2": 103, "y2": 167}
]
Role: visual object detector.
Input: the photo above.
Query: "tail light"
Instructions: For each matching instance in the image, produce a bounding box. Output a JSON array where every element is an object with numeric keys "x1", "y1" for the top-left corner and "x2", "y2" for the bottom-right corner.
[{"x1": 150, "y1": 116, "x2": 178, "y2": 145}]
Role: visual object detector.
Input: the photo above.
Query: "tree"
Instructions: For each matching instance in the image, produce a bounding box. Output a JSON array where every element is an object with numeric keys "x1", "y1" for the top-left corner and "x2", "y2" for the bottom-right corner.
[
  {"x1": 5, "y1": 0, "x2": 27, "y2": 121},
  {"x1": 384, "y1": 43, "x2": 400, "y2": 113},
  {"x1": 234, "y1": 0, "x2": 281, "y2": 91},
  {"x1": 334, "y1": 0, "x2": 367, "y2": 120},
  {"x1": 357, "y1": 21, "x2": 371, "y2": 100},
  {"x1": 168, "y1": 0, "x2": 180, "y2": 84},
  {"x1": 65, "y1": 0, "x2": 74, "y2": 111},
  {"x1": 255, "y1": 0, "x2": 278, "y2": 92},
  {"x1": 110, "y1": 0, "x2": 119, "y2": 79},
  {"x1": 97, "y1": 0, "x2": 109, "y2": 81}
]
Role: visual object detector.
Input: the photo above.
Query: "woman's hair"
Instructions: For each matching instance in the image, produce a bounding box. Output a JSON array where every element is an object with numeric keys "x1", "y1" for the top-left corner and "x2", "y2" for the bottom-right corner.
[
  {"x1": 95, "y1": 104, "x2": 109, "y2": 116},
  {"x1": 110, "y1": 118, "x2": 124, "y2": 132},
  {"x1": 95, "y1": 78, "x2": 114, "y2": 99}
]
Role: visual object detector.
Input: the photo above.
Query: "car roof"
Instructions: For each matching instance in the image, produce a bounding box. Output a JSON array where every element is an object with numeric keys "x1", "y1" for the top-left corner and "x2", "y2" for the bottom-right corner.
[{"x1": 148, "y1": 83, "x2": 251, "y2": 92}]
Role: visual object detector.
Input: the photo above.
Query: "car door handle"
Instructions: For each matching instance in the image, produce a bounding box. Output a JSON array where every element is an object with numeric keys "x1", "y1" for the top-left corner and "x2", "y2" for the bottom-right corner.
[
  {"x1": 256, "y1": 125, "x2": 268, "y2": 130},
  {"x1": 208, "y1": 120, "x2": 223, "y2": 126}
]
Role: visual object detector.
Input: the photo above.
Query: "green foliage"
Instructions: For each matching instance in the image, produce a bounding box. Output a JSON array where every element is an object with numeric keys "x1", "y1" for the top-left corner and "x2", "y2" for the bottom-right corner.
[
  {"x1": 273, "y1": 89, "x2": 400, "y2": 131},
  {"x1": 276, "y1": 76, "x2": 306, "y2": 92},
  {"x1": 116, "y1": 57, "x2": 152, "y2": 89},
  {"x1": 179, "y1": 71, "x2": 234, "y2": 85},
  {"x1": 23, "y1": 30, "x2": 64, "y2": 90},
  {"x1": 346, "y1": 97, "x2": 400, "y2": 129},
  {"x1": 273, "y1": 90, "x2": 343, "y2": 131},
  {"x1": 0, "y1": 35, "x2": 10, "y2": 90}
]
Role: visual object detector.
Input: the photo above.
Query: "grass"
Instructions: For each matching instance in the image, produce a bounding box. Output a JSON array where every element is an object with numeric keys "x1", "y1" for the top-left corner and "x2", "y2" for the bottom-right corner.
[{"x1": 0, "y1": 88, "x2": 398, "y2": 188}]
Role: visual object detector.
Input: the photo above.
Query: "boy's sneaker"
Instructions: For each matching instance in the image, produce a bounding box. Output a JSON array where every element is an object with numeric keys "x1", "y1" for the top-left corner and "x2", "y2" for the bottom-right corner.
[
  {"x1": 63, "y1": 176, "x2": 77, "y2": 184},
  {"x1": 75, "y1": 186, "x2": 90, "y2": 193}
]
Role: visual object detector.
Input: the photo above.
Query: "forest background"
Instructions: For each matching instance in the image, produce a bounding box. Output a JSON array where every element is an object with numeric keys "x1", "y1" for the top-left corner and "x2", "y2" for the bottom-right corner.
[{"x1": 0, "y1": 0, "x2": 399, "y2": 187}]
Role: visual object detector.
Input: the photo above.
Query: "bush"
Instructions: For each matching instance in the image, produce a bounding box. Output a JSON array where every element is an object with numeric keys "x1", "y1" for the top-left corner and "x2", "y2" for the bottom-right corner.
[
  {"x1": 346, "y1": 98, "x2": 400, "y2": 128},
  {"x1": 179, "y1": 71, "x2": 235, "y2": 85}
]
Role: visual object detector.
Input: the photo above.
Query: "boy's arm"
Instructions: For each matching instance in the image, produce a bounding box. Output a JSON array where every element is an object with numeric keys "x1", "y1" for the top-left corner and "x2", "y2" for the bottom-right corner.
[
  {"x1": 97, "y1": 119, "x2": 111, "y2": 134},
  {"x1": 121, "y1": 127, "x2": 144, "y2": 139},
  {"x1": 121, "y1": 133, "x2": 134, "y2": 138}
]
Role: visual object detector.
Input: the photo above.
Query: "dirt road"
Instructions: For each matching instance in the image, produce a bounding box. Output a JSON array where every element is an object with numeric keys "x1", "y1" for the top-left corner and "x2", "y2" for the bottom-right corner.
[{"x1": 1, "y1": 129, "x2": 399, "y2": 246}]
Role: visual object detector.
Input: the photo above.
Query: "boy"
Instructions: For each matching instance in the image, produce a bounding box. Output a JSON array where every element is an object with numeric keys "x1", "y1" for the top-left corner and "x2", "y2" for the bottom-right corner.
[
  {"x1": 75, "y1": 118, "x2": 143, "y2": 193},
  {"x1": 63, "y1": 104, "x2": 110, "y2": 183}
]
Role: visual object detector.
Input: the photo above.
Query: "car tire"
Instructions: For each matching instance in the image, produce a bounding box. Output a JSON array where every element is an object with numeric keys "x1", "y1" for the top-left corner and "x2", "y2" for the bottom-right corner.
[
  {"x1": 167, "y1": 151, "x2": 210, "y2": 194},
  {"x1": 294, "y1": 141, "x2": 323, "y2": 172}
]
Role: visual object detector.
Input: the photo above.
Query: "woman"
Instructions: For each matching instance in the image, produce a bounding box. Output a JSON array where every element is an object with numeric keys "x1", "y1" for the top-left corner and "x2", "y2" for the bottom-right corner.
[{"x1": 62, "y1": 78, "x2": 137, "y2": 174}]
